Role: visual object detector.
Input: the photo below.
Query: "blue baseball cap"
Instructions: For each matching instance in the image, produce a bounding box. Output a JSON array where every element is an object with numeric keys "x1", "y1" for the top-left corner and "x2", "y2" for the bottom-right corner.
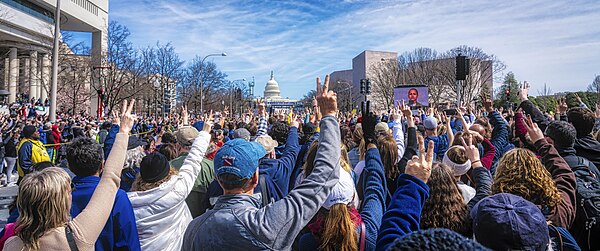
[
  {"x1": 471, "y1": 193, "x2": 549, "y2": 250},
  {"x1": 214, "y1": 139, "x2": 267, "y2": 182}
]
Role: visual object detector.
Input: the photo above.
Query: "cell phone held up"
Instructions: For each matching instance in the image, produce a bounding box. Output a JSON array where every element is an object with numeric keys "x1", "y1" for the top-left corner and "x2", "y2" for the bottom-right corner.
[{"x1": 444, "y1": 108, "x2": 458, "y2": 116}]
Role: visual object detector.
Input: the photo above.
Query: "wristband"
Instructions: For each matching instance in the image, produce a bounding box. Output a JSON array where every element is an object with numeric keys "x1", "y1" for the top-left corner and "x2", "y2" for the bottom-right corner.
[{"x1": 471, "y1": 160, "x2": 482, "y2": 166}]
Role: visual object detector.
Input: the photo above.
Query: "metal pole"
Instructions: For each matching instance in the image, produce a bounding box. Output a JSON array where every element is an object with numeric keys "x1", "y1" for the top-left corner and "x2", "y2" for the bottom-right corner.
[
  {"x1": 49, "y1": 0, "x2": 61, "y2": 122},
  {"x1": 456, "y1": 80, "x2": 461, "y2": 107}
]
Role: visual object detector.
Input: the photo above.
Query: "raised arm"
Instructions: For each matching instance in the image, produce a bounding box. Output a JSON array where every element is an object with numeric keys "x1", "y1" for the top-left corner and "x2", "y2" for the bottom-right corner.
[
  {"x1": 72, "y1": 100, "x2": 135, "y2": 244},
  {"x1": 525, "y1": 116, "x2": 576, "y2": 228},
  {"x1": 174, "y1": 119, "x2": 213, "y2": 197},
  {"x1": 390, "y1": 106, "x2": 405, "y2": 158},
  {"x1": 251, "y1": 75, "x2": 342, "y2": 250},
  {"x1": 376, "y1": 137, "x2": 433, "y2": 251}
]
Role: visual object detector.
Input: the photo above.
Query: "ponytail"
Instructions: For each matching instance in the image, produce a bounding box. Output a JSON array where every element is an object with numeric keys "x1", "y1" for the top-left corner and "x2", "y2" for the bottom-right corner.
[{"x1": 320, "y1": 204, "x2": 358, "y2": 251}]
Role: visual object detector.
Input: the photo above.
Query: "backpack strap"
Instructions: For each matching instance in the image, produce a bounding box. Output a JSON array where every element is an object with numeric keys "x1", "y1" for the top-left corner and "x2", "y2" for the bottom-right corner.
[
  {"x1": 359, "y1": 222, "x2": 366, "y2": 251},
  {"x1": 259, "y1": 174, "x2": 269, "y2": 207},
  {"x1": 549, "y1": 225, "x2": 564, "y2": 251},
  {"x1": 65, "y1": 224, "x2": 79, "y2": 251}
]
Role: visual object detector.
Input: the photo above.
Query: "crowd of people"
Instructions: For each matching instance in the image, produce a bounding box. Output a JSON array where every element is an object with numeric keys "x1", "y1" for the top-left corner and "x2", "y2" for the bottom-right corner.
[{"x1": 0, "y1": 75, "x2": 599, "y2": 251}]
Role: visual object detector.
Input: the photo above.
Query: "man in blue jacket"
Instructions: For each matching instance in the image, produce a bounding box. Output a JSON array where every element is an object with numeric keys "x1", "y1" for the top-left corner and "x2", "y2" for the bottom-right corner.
[{"x1": 67, "y1": 137, "x2": 141, "y2": 251}]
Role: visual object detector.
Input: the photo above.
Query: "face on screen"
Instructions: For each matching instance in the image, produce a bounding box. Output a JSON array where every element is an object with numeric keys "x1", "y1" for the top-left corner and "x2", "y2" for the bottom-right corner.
[{"x1": 408, "y1": 89, "x2": 418, "y2": 101}]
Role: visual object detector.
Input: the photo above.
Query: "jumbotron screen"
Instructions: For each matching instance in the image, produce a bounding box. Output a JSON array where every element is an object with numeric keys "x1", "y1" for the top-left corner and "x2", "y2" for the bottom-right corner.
[{"x1": 393, "y1": 85, "x2": 429, "y2": 108}]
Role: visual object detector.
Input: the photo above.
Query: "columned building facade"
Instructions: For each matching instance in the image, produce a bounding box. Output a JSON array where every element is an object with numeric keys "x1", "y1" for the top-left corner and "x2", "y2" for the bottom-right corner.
[{"x1": 0, "y1": 0, "x2": 108, "y2": 112}]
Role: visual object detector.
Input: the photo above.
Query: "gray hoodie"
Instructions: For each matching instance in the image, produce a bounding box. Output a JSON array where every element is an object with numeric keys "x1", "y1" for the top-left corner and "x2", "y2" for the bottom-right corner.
[{"x1": 182, "y1": 115, "x2": 341, "y2": 251}]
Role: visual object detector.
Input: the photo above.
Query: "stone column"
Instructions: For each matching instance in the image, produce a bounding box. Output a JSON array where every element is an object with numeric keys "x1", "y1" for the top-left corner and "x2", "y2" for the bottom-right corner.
[
  {"x1": 29, "y1": 51, "x2": 38, "y2": 102},
  {"x1": 8, "y1": 48, "x2": 18, "y2": 104},
  {"x1": 3, "y1": 58, "x2": 8, "y2": 91},
  {"x1": 40, "y1": 54, "x2": 50, "y2": 103},
  {"x1": 22, "y1": 56, "x2": 30, "y2": 98},
  {"x1": 91, "y1": 30, "x2": 107, "y2": 116}
]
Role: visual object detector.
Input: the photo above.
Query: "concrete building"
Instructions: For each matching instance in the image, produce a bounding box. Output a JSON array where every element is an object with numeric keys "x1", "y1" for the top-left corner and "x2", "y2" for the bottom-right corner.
[
  {"x1": 0, "y1": 0, "x2": 108, "y2": 110},
  {"x1": 329, "y1": 50, "x2": 397, "y2": 110}
]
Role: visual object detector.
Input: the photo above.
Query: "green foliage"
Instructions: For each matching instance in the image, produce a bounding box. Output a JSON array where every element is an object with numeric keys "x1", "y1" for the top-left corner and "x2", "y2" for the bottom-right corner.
[
  {"x1": 529, "y1": 96, "x2": 558, "y2": 113},
  {"x1": 565, "y1": 92, "x2": 598, "y2": 110},
  {"x1": 494, "y1": 72, "x2": 520, "y2": 108}
]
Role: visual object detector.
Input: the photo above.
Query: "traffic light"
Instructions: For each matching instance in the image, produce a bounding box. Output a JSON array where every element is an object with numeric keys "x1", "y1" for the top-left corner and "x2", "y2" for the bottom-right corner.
[
  {"x1": 360, "y1": 79, "x2": 366, "y2": 94},
  {"x1": 505, "y1": 89, "x2": 510, "y2": 100},
  {"x1": 365, "y1": 79, "x2": 371, "y2": 94},
  {"x1": 456, "y1": 55, "x2": 469, "y2": 80}
]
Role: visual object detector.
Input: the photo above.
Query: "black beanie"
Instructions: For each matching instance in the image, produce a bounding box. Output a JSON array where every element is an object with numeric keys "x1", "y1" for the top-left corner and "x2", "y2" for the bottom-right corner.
[
  {"x1": 388, "y1": 228, "x2": 490, "y2": 251},
  {"x1": 23, "y1": 126, "x2": 37, "y2": 138},
  {"x1": 140, "y1": 152, "x2": 170, "y2": 183}
]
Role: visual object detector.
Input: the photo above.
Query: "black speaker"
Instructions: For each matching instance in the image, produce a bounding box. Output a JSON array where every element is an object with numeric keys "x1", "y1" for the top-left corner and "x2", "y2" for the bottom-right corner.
[{"x1": 456, "y1": 55, "x2": 467, "y2": 80}]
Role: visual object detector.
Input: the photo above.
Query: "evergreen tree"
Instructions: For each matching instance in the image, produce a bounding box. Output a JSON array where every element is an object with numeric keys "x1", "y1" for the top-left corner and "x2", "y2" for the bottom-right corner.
[{"x1": 494, "y1": 72, "x2": 521, "y2": 108}]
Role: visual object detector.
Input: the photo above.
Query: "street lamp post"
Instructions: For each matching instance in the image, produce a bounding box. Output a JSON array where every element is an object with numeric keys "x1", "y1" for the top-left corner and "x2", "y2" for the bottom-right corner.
[
  {"x1": 49, "y1": 0, "x2": 61, "y2": 122},
  {"x1": 199, "y1": 52, "x2": 227, "y2": 114}
]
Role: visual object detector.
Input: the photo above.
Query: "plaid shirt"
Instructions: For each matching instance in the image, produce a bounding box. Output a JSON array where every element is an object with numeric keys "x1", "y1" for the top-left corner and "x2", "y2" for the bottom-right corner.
[{"x1": 257, "y1": 115, "x2": 268, "y2": 136}]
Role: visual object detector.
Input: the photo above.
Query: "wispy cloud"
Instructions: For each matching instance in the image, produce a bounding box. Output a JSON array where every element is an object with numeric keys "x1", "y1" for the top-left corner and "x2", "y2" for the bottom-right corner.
[{"x1": 70, "y1": 0, "x2": 600, "y2": 98}]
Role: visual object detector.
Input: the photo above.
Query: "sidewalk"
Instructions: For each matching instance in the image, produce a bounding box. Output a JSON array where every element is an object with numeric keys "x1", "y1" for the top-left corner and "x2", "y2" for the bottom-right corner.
[{"x1": 0, "y1": 185, "x2": 18, "y2": 226}]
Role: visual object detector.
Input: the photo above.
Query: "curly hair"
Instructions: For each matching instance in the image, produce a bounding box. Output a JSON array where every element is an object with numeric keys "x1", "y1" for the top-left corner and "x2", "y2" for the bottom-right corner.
[
  {"x1": 492, "y1": 148, "x2": 561, "y2": 208},
  {"x1": 66, "y1": 137, "x2": 103, "y2": 176},
  {"x1": 378, "y1": 135, "x2": 399, "y2": 180},
  {"x1": 420, "y1": 163, "x2": 471, "y2": 236},
  {"x1": 269, "y1": 122, "x2": 289, "y2": 145}
]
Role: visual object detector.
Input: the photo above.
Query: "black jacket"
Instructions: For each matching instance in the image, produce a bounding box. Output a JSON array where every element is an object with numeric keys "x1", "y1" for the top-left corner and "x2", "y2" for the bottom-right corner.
[{"x1": 573, "y1": 135, "x2": 600, "y2": 170}]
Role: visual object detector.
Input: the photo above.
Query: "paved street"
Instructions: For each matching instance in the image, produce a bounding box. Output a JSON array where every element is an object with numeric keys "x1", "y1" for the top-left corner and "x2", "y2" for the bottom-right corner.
[{"x1": 0, "y1": 185, "x2": 18, "y2": 226}]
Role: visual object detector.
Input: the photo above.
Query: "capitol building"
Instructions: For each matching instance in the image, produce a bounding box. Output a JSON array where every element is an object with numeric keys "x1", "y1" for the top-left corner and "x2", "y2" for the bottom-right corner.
[{"x1": 262, "y1": 71, "x2": 300, "y2": 111}]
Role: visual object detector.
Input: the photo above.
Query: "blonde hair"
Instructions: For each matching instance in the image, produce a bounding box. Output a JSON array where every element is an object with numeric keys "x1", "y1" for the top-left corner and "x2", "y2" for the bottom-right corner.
[
  {"x1": 492, "y1": 148, "x2": 561, "y2": 208},
  {"x1": 320, "y1": 204, "x2": 358, "y2": 251},
  {"x1": 17, "y1": 167, "x2": 71, "y2": 250},
  {"x1": 303, "y1": 140, "x2": 351, "y2": 176},
  {"x1": 130, "y1": 168, "x2": 178, "y2": 192}
]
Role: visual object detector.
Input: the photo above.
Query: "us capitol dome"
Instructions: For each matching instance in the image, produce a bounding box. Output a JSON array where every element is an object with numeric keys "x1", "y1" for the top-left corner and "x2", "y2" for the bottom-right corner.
[{"x1": 261, "y1": 71, "x2": 299, "y2": 110}]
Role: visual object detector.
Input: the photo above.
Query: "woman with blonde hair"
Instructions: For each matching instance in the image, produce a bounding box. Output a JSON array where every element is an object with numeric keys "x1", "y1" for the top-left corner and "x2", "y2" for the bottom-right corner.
[
  {"x1": 127, "y1": 116, "x2": 213, "y2": 251},
  {"x1": 4, "y1": 99, "x2": 136, "y2": 250},
  {"x1": 297, "y1": 112, "x2": 386, "y2": 251},
  {"x1": 492, "y1": 116, "x2": 576, "y2": 228}
]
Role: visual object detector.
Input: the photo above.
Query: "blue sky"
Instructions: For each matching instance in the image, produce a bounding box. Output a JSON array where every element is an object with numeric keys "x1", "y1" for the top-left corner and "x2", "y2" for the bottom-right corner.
[{"x1": 67, "y1": 0, "x2": 600, "y2": 99}]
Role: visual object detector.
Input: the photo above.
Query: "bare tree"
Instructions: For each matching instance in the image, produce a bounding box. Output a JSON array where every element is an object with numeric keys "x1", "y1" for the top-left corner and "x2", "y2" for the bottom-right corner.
[
  {"x1": 370, "y1": 59, "x2": 400, "y2": 110},
  {"x1": 100, "y1": 21, "x2": 145, "y2": 115},
  {"x1": 180, "y1": 56, "x2": 228, "y2": 113}
]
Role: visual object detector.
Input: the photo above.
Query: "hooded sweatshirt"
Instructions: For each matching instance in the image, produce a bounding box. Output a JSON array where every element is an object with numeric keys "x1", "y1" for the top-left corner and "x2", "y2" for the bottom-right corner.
[{"x1": 127, "y1": 131, "x2": 210, "y2": 251}]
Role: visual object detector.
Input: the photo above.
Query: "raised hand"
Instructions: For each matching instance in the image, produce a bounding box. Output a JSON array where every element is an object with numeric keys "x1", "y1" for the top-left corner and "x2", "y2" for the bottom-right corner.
[
  {"x1": 361, "y1": 100, "x2": 378, "y2": 147},
  {"x1": 400, "y1": 101, "x2": 415, "y2": 128},
  {"x1": 460, "y1": 133, "x2": 480, "y2": 163},
  {"x1": 316, "y1": 75, "x2": 337, "y2": 117},
  {"x1": 519, "y1": 81, "x2": 529, "y2": 101},
  {"x1": 406, "y1": 135, "x2": 434, "y2": 183},
  {"x1": 257, "y1": 98, "x2": 267, "y2": 117},
  {"x1": 181, "y1": 105, "x2": 189, "y2": 126},
  {"x1": 524, "y1": 114, "x2": 544, "y2": 143},
  {"x1": 118, "y1": 99, "x2": 136, "y2": 134},
  {"x1": 290, "y1": 115, "x2": 300, "y2": 128},
  {"x1": 202, "y1": 111, "x2": 214, "y2": 133},
  {"x1": 111, "y1": 110, "x2": 120, "y2": 126},
  {"x1": 557, "y1": 98, "x2": 568, "y2": 114}
]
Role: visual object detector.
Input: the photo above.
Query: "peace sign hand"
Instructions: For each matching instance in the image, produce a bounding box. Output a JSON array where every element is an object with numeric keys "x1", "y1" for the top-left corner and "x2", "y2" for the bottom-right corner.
[
  {"x1": 119, "y1": 99, "x2": 136, "y2": 134},
  {"x1": 460, "y1": 133, "x2": 480, "y2": 163},
  {"x1": 523, "y1": 114, "x2": 544, "y2": 143},
  {"x1": 406, "y1": 135, "x2": 434, "y2": 183},
  {"x1": 316, "y1": 75, "x2": 337, "y2": 117}
]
